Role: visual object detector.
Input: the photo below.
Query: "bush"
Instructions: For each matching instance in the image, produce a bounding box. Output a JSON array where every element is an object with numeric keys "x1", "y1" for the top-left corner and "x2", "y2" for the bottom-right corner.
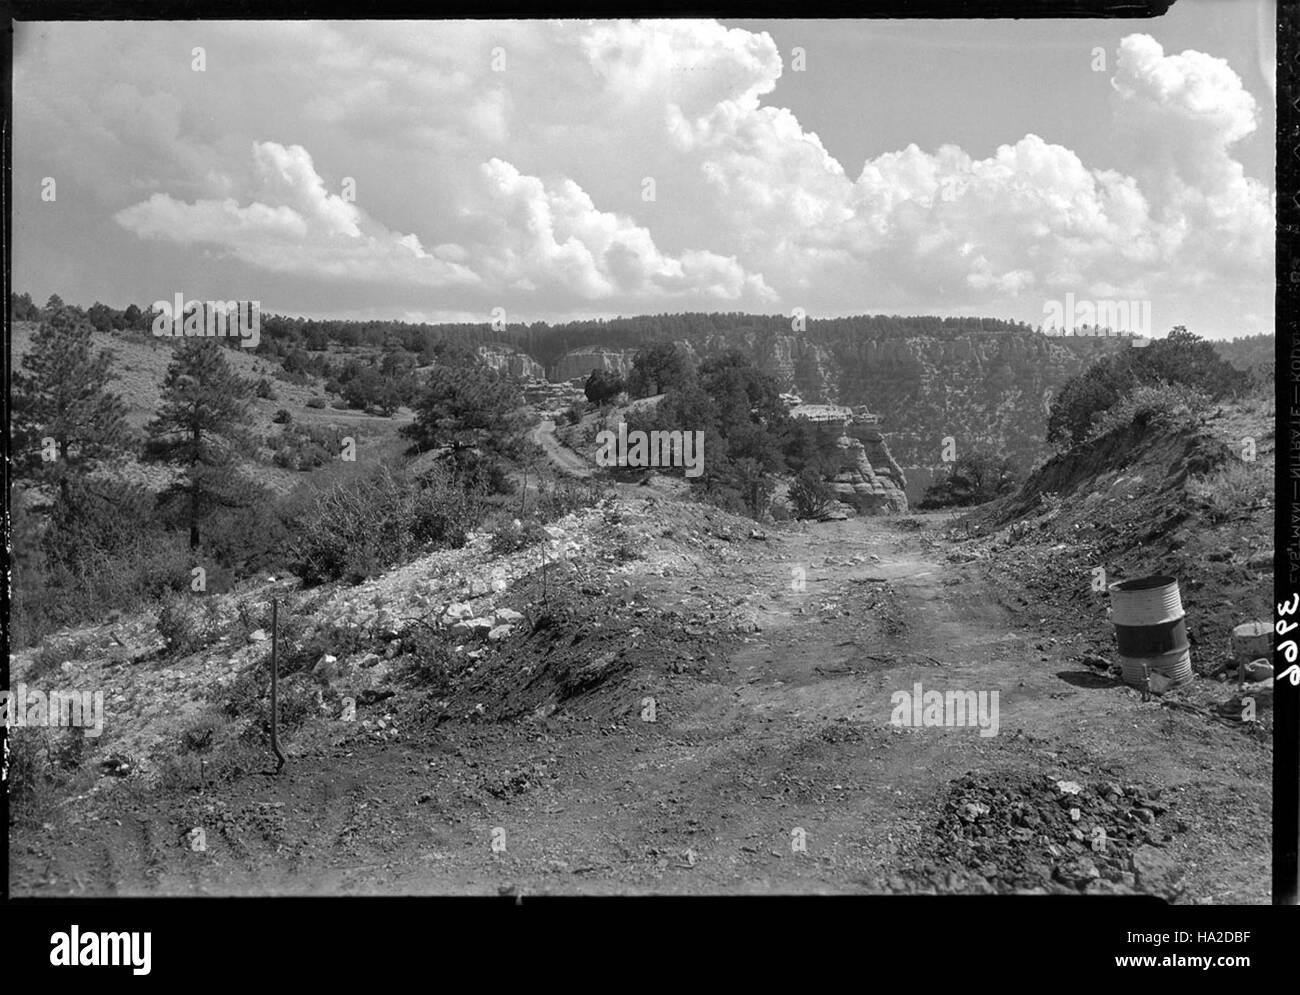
[
  {"x1": 306, "y1": 396, "x2": 326, "y2": 409},
  {"x1": 217, "y1": 662, "x2": 330, "y2": 743},
  {"x1": 447, "y1": 450, "x2": 515, "y2": 496},
  {"x1": 255, "y1": 378, "x2": 276, "y2": 400},
  {"x1": 1188, "y1": 459, "x2": 1271, "y2": 523},
  {"x1": 562, "y1": 400, "x2": 588, "y2": 426},
  {"x1": 535, "y1": 478, "x2": 607, "y2": 522},
  {"x1": 490, "y1": 517, "x2": 549, "y2": 555},
  {"x1": 288, "y1": 464, "x2": 479, "y2": 586},
  {"x1": 1087, "y1": 382, "x2": 1210, "y2": 440},
  {"x1": 272, "y1": 408, "x2": 293, "y2": 424},
  {"x1": 399, "y1": 627, "x2": 465, "y2": 694},
  {"x1": 270, "y1": 423, "x2": 341, "y2": 471},
  {"x1": 156, "y1": 594, "x2": 223, "y2": 657},
  {"x1": 584, "y1": 368, "x2": 624, "y2": 406},
  {"x1": 6, "y1": 729, "x2": 56, "y2": 822},
  {"x1": 276, "y1": 619, "x2": 374, "y2": 676},
  {"x1": 12, "y1": 485, "x2": 194, "y2": 648},
  {"x1": 1047, "y1": 363, "x2": 1125, "y2": 447},
  {"x1": 919, "y1": 450, "x2": 1018, "y2": 509},
  {"x1": 1048, "y1": 326, "x2": 1247, "y2": 447},
  {"x1": 789, "y1": 466, "x2": 834, "y2": 519},
  {"x1": 26, "y1": 636, "x2": 94, "y2": 682}
]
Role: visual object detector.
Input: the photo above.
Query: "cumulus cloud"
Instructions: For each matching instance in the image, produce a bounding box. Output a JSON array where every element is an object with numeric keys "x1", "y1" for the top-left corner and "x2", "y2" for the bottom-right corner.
[
  {"x1": 470, "y1": 158, "x2": 773, "y2": 303},
  {"x1": 113, "y1": 139, "x2": 771, "y2": 306},
  {"x1": 114, "y1": 142, "x2": 480, "y2": 287},
  {"x1": 16, "y1": 20, "x2": 1274, "y2": 331}
]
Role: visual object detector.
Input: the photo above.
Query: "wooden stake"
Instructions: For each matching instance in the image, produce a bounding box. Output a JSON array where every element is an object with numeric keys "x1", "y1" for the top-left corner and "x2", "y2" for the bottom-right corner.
[{"x1": 270, "y1": 598, "x2": 285, "y2": 774}]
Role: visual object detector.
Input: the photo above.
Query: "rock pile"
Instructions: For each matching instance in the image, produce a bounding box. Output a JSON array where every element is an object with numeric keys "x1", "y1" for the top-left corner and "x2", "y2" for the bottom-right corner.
[{"x1": 896, "y1": 772, "x2": 1186, "y2": 897}]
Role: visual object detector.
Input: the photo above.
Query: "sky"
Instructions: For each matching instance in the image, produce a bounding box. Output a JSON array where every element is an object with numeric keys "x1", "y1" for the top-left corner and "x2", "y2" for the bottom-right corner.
[{"x1": 12, "y1": 3, "x2": 1276, "y2": 339}]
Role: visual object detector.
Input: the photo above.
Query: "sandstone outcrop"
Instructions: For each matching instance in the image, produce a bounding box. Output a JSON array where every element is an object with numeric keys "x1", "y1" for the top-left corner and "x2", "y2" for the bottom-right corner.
[
  {"x1": 478, "y1": 345, "x2": 546, "y2": 380},
  {"x1": 789, "y1": 402, "x2": 908, "y2": 514}
]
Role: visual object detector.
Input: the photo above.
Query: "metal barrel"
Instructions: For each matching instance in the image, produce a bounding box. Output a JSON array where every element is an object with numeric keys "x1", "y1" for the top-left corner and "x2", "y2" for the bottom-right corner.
[{"x1": 1108, "y1": 576, "x2": 1193, "y2": 691}]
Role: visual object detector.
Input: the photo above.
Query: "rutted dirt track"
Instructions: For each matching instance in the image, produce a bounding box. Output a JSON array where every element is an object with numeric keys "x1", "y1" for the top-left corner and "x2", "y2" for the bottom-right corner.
[
  {"x1": 529, "y1": 419, "x2": 592, "y2": 478},
  {"x1": 10, "y1": 514, "x2": 1270, "y2": 899}
]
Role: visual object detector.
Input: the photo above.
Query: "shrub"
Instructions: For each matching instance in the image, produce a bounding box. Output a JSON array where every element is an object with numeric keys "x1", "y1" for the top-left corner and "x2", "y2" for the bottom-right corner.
[
  {"x1": 789, "y1": 466, "x2": 834, "y2": 519},
  {"x1": 447, "y1": 450, "x2": 515, "y2": 496},
  {"x1": 306, "y1": 396, "x2": 326, "y2": 409},
  {"x1": 490, "y1": 517, "x2": 549, "y2": 555},
  {"x1": 12, "y1": 484, "x2": 194, "y2": 648},
  {"x1": 255, "y1": 378, "x2": 276, "y2": 400},
  {"x1": 399, "y1": 627, "x2": 464, "y2": 694},
  {"x1": 562, "y1": 400, "x2": 588, "y2": 426},
  {"x1": 269, "y1": 423, "x2": 341, "y2": 471},
  {"x1": 288, "y1": 464, "x2": 479, "y2": 586},
  {"x1": 272, "y1": 408, "x2": 293, "y2": 424},
  {"x1": 276, "y1": 619, "x2": 374, "y2": 676},
  {"x1": 156, "y1": 594, "x2": 223, "y2": 657},
  {"x1": 584, "y1": 368, "x2": 624, "y2": 406},
  {"x1": 1087, "y1": 382, "x2": 1210, "y2": 440},
  {"x1": 27, "y1": 636, "x2": 94, "y2": 682},
  {"x1": 1048, "y1": 326, "x2": 1247, "y2": 447},
  {"x1": 217, "y1": 662, "x2": 329, "y2": 743},
  {"x1": 1188, "y1": 459, "x2": 1271, "y2": 523},
  {"x1": 535, "y1": 479, "x2": 607, "y2": 522},
  {"x1": 6, "y1": 729, "x2": 56, "y2": 822},
  {"x1": 919, "y1": 450, "x2": 1018, "y2": 509}
]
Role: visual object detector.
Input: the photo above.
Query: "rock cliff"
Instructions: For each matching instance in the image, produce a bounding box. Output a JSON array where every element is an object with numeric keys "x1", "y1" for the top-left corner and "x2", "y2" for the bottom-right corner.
[
  {"x1": 550, "y1": 346, "x2": 638, "y2": 382},
  {"x1": 478, "y1": 345, "x2": 546, "y2": 380}
]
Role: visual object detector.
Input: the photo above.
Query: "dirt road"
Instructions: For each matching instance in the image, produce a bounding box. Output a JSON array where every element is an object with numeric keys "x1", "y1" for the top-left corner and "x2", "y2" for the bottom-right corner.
[
  {"x1": 10, "y1": 513, "x2": 1269, "y2": 899},
  {"x1": 529, "y1": 419, "x2": 592, "y2": 478}
]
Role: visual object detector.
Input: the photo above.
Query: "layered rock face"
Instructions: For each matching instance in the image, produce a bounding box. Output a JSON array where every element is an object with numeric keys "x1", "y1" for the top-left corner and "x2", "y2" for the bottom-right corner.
[
  {"x1": 550, "y1": 346, "x2": 638, "y2": 382},
  {"x1": 478, "y1": 346, "x2": 546, "y2": 380},
  {"x1": 791, "y1": 405, "x2": 908, "y2": 514},
  {"x1": 829, "y1": 424, "x2": 909, "y2": 514}
]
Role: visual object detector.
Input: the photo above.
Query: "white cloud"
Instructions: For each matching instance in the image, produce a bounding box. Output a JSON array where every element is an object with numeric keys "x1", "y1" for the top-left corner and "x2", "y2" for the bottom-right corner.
[
  {"x1": 17, "y1": 20, "x2": 1274, "y2": 331},
  {"x1": 114, "y1": 142, "x2": 480, "y2": 287},
  {"x1": 113, "y1": 140, "x2": 771, "y2": 306}
]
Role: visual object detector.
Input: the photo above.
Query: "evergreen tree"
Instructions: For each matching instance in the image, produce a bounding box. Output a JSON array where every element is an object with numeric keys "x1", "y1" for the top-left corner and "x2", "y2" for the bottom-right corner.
[
  {"x1": 12, "y1": 308, "x2": 130, "y2": 503},
  {"x1": 143, "y1": 340, "x2": 254, "y2": 549},
  {"x1": 401, "y1": 365, "x2": 525, "y2": 457}
]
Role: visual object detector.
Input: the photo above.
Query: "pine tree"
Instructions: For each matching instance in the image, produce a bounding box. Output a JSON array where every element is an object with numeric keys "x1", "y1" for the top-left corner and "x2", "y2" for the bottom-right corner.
[
  {"x1": 401, "y1": 365, "x2": 524, "y2": 456},
  {"x1": 12, "y1": 308, "x2": 130, "y2": 503},
  {"x1": 144, "y1": 340, "x2": 254, "y2": 549}
]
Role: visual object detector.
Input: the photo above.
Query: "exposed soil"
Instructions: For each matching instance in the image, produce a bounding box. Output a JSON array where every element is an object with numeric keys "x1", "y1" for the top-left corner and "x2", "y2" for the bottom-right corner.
[{"x1": 9, "y1": 499, "x2": 1270, "y2": 900}]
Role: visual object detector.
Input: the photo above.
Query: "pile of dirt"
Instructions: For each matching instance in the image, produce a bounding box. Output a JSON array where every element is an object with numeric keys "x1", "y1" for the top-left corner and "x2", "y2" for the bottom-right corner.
[
  {"x1": 895, "y1": 771, "x2": 1187, "y2": 897},
  {"x1": 270, "y1": 495, "x2": 774, "y2": 746}
]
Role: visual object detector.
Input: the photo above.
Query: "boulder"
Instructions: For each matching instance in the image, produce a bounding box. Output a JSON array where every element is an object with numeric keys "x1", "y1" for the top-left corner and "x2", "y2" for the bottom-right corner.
[
  {"x1": 1243, "y1": 659, "x2": 1273, "y2": 683},
  {"x1": 493, "y1": 608, "x2": 525, "y2": 625},
  {"x1": 488, "y1": 624, "x2": 514, "y2": 643},
  {"x1": 1231, "y1": 622, "x2": 1271, "y2": 663},
  {"x1": 450, "y1": 617, "x2": 494, "y2": 638}
]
